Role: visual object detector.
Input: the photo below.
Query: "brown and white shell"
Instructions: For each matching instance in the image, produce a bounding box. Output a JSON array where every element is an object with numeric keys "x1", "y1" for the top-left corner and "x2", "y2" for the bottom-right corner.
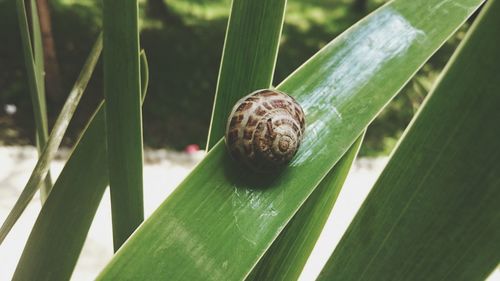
[{"x1": 225, "y1": 89, "x2": 306, "y2": 172}]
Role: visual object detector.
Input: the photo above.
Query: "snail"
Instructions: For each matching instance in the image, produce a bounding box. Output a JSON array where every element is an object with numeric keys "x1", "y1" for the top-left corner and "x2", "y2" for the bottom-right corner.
[{"x1": 225, "y1": 89, "x2": 306, "y2": 172}]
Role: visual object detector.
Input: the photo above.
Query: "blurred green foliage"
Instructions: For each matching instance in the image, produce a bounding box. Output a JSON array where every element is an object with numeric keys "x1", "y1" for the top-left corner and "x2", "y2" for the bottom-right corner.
[{"x1": 0, "y1": 0, "x2": 467, "y2": 155}]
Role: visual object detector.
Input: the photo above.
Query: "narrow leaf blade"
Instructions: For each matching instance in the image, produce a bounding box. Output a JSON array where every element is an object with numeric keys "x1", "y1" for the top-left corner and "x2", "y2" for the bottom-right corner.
[
  {"x1": 103, "y1": 0, "x2": 144, "y2": 251},
  {"x1": 30, "y1": 0, "x2": 53, "y2": 202},
  {"x1": 16, "y1": 0, "x2": 52, "y2": 200},
  {"x1": 206, "y1": 0, "x2": 287, "y2": 149},
  {"x1": 248, "y1": 134, "x2": 364, "y2": 281},
  {"x1": 0, "y1": 34, "x2": 103, "y2": 245},
  {"x1": 12, "y1": 51, "x2": 149, "y2": 281}
]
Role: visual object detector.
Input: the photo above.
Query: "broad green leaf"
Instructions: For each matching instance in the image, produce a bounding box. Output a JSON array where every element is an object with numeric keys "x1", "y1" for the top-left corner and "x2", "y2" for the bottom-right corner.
[
  {"x1": 0, "y1": 34, "x2": 103, "y2": 245},
  {"x1": 12, "y1": 51, "x2": 149, "y2": 281},
  {"x1": 97, "y1": 0, "x2": 485, "y2": 280},
  {"x1": 205, "y1": 3, "x2": 364, "y2": 276},
  {"x1": 248, "y1": 134, "x2": 364, "y2": 281},
  {"x1": 206, "y1": 0, "x2": 287, "y2": 149},
  {"x1": 103, "y1": 0, "x2": 144, "y2": 251},
  {"x1": 317, "y1": 0, "x2": 500, "y2": 280},
  {"x1": 207, "y1": 1, "x2": 302, "y2": 278},
  {"x1": 16, "y1": 0, "x2": 52, "y2": 201}
]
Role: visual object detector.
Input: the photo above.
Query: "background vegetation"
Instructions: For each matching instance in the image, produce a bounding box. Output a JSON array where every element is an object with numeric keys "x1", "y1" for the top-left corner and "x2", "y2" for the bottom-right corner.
[{"x1": 0, "y1": 0, "x2": 467, "y2": 155}]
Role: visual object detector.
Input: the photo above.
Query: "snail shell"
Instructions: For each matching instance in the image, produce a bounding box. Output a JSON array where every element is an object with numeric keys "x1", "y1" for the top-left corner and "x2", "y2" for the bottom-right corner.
[{"x1": 225, "y1": 89, "x2": 306, "y2": 172}]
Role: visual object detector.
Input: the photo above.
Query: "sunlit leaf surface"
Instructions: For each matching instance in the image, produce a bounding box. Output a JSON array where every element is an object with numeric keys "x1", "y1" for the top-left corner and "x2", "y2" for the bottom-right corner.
[
  {"x1": 247, "y1": 135, "x2": 364, "y2": 281},
  {"x1": 318, "y1": 1, "x2": 500, "y2": 280},
  {"x1": 97, "y1": 0, "x2": 485, "y2": 280}
]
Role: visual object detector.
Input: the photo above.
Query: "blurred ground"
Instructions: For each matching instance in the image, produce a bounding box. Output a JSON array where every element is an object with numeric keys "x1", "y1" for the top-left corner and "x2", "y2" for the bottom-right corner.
[
  {"x1": 0, "y1": 145, "x2": 384, "y2": 280},
  {"x1": 0, "y1": 146, "x2": 498, "y2": 280}
]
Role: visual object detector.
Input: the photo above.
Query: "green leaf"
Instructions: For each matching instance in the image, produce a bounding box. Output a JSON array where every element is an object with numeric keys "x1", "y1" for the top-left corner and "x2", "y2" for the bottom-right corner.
[
  {"x1": 97, "y1": 0, "x2": 485, "y2": 280},
  {"x1": 30, "y1": 0, "x2": 45, "y2": 103},
  {"x1": 30, "y1": 0, "x2": 52, "y2": 204},
  {"x1": 208, "y1": 0, "x2": 291, "y2": 277},
  {"x1": 248, "y1": 134, "x2": 364, "y2": 281},
  {"x1": 317, "y1": 1, "x2": 500, "y2": 280},
  {"x1": 29, "y1": 0, "x2": 53, "y2": 202},
  {"x1": 12, "y1": 51, "x2": 149, "y2": 281},
  {"x1": 0, "y1": 33, "x2": 103, "y2": 245},
  {"x1": 206, "y1": 0, "x2": 287, "y2": 149},
  {"x1": 103, "y1": 0, "x2": 144, "y2": 251},
  {"x1": 16, "y1": 0, "x2": 52, "y2": 201}
]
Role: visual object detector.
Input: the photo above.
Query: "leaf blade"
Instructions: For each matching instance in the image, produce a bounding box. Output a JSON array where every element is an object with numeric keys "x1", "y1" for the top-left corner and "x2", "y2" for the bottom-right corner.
[
  {"x1": 0, "y1": 33, "x2": 103, "y2": 245},
  {"x1": 247, "y1": 134, "x2": 364, "y2": 281},
  {"x1": 317, "y1": 1, "x2": 500, "y2": 280},
  {"x1": 103, "y1": 0, "x2": 144, "y2": 251},
  {"x1": 12, "y1": 51, "x2": 149, "y2": 281},
  {"x1": 96, "y1": 1, "x2": 486, "y2": 280},
  {"x1": 206, "y1": 0, "x2": 287, "y2": 149},
  {"x1": 16, "y1": 0, "x2": 52, "y2": 201}
]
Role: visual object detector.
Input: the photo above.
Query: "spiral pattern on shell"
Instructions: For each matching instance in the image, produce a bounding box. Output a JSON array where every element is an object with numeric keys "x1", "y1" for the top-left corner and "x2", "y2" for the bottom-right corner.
[{"x1": 225, "y1": 89, "x2": 306, "y2": 172}]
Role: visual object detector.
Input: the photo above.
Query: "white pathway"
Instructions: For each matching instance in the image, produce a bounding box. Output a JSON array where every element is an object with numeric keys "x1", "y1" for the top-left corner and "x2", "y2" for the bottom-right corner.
[{"x1": 0, "y1": 147, "x2": 497, "y2": 281}]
